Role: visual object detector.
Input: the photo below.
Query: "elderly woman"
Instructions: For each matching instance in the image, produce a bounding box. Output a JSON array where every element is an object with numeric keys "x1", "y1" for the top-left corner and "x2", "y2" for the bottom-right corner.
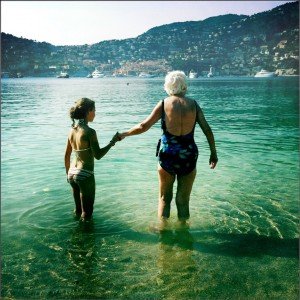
[{"x1": 119, "y1": 71, "x2": 218, "y2": 224}]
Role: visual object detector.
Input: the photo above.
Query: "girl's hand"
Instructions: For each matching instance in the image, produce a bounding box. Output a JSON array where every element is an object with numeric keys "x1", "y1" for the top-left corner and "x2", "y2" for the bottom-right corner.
[
  {"x1": 116, "y1": 132, "x2": 123, "y2": 141},
  {"x1": 110, "y1": 132, "x2": 120, "y2": 145},
  {"x1": 118, "y1": 132, "x2": 127, "y2": 141}
]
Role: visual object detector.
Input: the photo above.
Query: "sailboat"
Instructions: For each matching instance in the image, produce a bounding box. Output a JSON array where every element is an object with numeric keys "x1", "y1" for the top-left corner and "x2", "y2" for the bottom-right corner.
[{"x1": 207, "y1": 67, "x2": 214, "y2": 78}]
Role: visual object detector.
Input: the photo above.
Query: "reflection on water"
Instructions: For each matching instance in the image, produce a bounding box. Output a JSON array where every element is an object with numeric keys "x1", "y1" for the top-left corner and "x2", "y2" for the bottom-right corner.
[
  {"x1": 156, "y1": 227, "x2": 196, "y2": 298},
  {"x1": 66, "y1": 221, "x2": 108, "y2": 298}
]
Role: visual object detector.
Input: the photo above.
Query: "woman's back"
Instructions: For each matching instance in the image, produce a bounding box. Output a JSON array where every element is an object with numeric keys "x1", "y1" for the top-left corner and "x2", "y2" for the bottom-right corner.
[{"x1": 164, "y1": 96, "x2": 197, "y2": 136}]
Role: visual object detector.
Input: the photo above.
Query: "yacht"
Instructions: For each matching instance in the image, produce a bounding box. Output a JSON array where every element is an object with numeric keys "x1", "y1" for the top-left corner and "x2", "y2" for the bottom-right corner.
[
  {"x1": 189, "y1": 71, "x2": 198, "y2": 78},
  {"x1": 92, "y1": 69, "x2": 104, "y2": 78},
  {"x1": 254, "y1": 69, "x2": 277, "y2": 78},
  {"x1": 207, "y1": 67, "x2": 214, "y2": 78},
  {"x1": 112, "y1": 72, "x2": 126, "y2": 77},
  {"x1": 57, "y1": 71, "x2": 69, "y2": 78},
  {"x1": 1, "y1": 72, "x2": 10, "y2": 78},
  {"x1": 138, "y1": 72, "x2": 155, "y2": 78}
]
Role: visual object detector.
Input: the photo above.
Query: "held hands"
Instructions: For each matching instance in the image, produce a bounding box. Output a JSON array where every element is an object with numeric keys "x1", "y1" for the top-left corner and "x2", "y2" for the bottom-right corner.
[
  {"x1": 113, "y1": 132, "x2": 218, "y2": 170},
  {"x1": 110, "y1": 132, "x2": 127, "y2": 147},
  {"x1": 118, "y1": 132, "x2": 127, "y2": 141},
  {"x1": 209, "y1": 153, "x2": 218, "y2": 169},
  {"x1": 110, "y1": 132, "x2": 122, "y2": 146}
]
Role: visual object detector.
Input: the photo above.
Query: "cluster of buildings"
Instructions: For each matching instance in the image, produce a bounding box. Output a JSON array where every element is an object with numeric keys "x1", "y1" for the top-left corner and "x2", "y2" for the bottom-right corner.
[{"x1": 1, "y1": 2, "x2": 298, "y2": 78}]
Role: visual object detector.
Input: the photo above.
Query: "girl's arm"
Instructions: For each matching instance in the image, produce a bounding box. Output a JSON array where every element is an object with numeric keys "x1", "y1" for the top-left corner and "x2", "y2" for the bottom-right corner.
[
  {"x1": 119, "y1": 101, "x2": 162, "y2": 139},
  {"x1": 64, "y1": 138, "x2": 72, "y2": 174},
  {"x1": 90, "y1": 129, "x2": 119, "y2": 160}
]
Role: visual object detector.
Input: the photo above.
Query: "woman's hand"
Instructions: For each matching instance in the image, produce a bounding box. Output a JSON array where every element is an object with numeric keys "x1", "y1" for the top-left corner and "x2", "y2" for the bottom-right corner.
[{"x1": 209, "y1": 153, "x2": 218, "y2": 169}]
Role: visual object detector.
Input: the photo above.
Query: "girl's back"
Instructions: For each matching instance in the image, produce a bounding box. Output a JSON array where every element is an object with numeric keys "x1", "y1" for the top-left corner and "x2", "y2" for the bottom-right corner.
[{"x1": 69, "y1": 126, "x2": 94, "y2": 170}]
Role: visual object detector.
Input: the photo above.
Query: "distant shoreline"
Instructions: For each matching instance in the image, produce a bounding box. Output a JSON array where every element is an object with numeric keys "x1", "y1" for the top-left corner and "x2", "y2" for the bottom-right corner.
[{"x1": 2, "y1": 74, "x2": 299, "y2": 79}]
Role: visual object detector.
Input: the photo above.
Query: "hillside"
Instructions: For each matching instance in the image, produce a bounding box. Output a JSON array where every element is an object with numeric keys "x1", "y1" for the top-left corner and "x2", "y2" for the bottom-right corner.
[{"x1": 1, "y1": 1, "x2": 298, "y2": 77}]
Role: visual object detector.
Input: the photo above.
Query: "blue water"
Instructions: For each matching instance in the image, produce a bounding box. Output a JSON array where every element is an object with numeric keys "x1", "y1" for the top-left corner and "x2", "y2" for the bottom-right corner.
[{"x1": 1, "y1": 77, "x2": 299, "y2": 299}]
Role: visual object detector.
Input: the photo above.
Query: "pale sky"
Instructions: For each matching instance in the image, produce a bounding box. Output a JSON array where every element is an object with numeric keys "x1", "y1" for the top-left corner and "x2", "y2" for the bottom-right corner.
[{"x1": 1, "y1": 1, "x2": 293, "y2": 46}]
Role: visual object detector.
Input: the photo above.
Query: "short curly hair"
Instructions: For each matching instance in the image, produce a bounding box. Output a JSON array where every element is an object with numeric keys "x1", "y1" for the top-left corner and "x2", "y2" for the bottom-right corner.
[{"x1": 164, "y1": 71, "x2": 187, "y2": 96}]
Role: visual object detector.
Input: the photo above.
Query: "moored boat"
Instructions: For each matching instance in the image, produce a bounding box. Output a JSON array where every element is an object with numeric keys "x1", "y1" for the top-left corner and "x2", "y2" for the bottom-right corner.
[
  {"x1": 113, "y1": 72, "x2": 126, "y2": 77},
  {"x1": 92, "y1": 69, "x2": 104, "y2": 78},
  {"x1": 1, "y1": 72, "x2": 10, "y2": 78},
  {"x1": 254, "y1": 69, "x2": 277, "y2": 78},
  {"x1": 189, "y1": 70, "x2": 198, "y2": 78},
  {"x1": 57, "y1": 71, "x2": 69, "y2": 78},
  {"x1": 139, "y1": 72, "x2": 155, "y2": 78}
]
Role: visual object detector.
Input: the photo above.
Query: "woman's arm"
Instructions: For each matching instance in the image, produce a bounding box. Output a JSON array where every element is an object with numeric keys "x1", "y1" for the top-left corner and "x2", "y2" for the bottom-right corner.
[
  {"x1": 64, "y1": 138, "x2": 72, "y2": 174},
  {"x1": 90, "y1": 130, "x2": 119, "y2": 160},
  {"x1": 119, "y1": 101, "x2": 162, "y2": 139},
  {"x1": 196, "y1": 102, "x2": 218, "y2": 169}
]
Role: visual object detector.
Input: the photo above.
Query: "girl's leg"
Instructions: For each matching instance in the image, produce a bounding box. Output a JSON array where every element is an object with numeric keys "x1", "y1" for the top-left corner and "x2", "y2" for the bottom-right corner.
[
  {"x1": 70, "y1": 181, "x2": 81, "y2": 215},
  {"x1": 158, "y1": 165, "x2": 176, "y2": 219},
  {"x1": 176, "y1": 169, "x2": 196, "y2": 222},
  {"x1": 77, "y1": 175, "x2": 96, "y2": 219}
]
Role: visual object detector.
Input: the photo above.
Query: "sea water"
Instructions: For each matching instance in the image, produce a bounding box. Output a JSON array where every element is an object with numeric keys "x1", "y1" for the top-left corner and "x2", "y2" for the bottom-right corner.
[{"x1": 1, "y1": 77, "x2": 299, "y2": 299}]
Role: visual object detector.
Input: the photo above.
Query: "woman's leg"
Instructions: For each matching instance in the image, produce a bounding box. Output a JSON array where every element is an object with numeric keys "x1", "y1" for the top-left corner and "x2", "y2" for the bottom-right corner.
[
  {"x1": 77, "y1": 175, "x2": 96, "y2": 219},
  {"x1": 176, "y1": 169, "x2": 196, "y2": 222},
  {"x1": 70, "y1": 181, "x2": 82, "y2": 215},
  {"x1": 158, "y1": 165, "x2": 176, "y2": 219}
]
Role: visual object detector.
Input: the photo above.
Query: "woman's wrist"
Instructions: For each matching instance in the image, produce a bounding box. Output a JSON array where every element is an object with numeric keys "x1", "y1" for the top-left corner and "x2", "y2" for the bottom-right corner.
[
  {"x1": 210, "y1": 152, "x2": 218, "y2": 160},
  {"x1": 210, "y1": 149, "x2": 217, "y2": 156},
  {"x1": 119, "y1": 132, "x2": 126, "y2": 138}
]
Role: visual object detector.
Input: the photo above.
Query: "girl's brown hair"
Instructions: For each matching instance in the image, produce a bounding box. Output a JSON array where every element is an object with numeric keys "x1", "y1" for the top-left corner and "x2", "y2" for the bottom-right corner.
[{"x1": 69, "y1": 98, "x2": 95, "y2": 127}]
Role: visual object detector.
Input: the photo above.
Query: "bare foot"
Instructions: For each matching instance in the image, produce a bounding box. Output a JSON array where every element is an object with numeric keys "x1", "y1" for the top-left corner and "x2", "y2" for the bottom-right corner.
[
  {"x1": 149, "y1": 218, "x2": 170, "y2": 233},
  {"x1": 176, "y1": 219, "x2": 190, "y2": 230},
  {"x1": 80, "y1": 212, "x2": 93, "y2": 222}
]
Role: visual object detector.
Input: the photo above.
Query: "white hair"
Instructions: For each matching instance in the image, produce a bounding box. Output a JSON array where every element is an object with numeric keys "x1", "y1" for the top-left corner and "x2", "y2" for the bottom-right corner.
[{"x1": 164, "y1": 70, "x2": 187, "y2": 96}]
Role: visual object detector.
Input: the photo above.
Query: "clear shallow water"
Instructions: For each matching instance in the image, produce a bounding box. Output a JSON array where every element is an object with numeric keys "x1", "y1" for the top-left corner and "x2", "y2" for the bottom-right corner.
[{"x1": 1, "y1": 77, "x2": 299, "y2": 299}]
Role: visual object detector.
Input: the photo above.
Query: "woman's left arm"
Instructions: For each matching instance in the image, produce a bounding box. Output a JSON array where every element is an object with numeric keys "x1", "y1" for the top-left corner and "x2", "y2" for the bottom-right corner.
[
  {"x1": 195, "y1": 102, "x2": 218, "y2": 169},
  {"x1": 120, "y1": 101, "x2": 162, "y2": 139}
]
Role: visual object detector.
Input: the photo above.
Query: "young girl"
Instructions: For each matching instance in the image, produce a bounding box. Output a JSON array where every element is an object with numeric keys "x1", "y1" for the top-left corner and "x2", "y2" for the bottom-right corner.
[{"x1": 64, "y1": 98, "x2": 119, "y2": 220}]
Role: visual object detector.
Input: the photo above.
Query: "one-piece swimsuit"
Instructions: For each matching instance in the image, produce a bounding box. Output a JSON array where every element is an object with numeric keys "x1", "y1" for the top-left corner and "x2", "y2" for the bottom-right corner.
[{"x1": 157, "y1": 100, "x2": 198, "y2": 176}]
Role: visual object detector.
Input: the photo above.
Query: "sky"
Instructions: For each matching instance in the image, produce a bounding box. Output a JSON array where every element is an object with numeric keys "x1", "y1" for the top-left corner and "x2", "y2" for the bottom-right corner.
[{"x1": 1, "y1": 1, "x2": 294, "y2": 46}]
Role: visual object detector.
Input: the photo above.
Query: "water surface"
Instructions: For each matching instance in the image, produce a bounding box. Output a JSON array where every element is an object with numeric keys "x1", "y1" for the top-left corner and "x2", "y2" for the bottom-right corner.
[{"x1": 1, "y1": 77, "x2": 299, "y2": 299}]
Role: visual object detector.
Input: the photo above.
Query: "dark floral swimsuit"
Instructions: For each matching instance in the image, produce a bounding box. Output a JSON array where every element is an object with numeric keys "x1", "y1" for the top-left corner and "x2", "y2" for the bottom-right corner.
[{"x1": 157, "y1": 100, "x2": 198, "y2": 176}]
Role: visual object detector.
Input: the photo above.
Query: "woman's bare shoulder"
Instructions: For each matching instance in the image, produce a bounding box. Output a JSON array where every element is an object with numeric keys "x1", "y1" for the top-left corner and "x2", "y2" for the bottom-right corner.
[
  {"x1": 187, "y1": 98, "x2": 202, "y2": 110},
  {"x1": 184, "y1": 96, "x2": 197, "y2": 103}
]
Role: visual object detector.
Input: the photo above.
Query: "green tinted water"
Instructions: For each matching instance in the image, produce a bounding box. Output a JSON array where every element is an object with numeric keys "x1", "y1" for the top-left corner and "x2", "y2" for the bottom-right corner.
[{"x1": 1, "y1": 77, "x2": 298, "y2": 299}]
